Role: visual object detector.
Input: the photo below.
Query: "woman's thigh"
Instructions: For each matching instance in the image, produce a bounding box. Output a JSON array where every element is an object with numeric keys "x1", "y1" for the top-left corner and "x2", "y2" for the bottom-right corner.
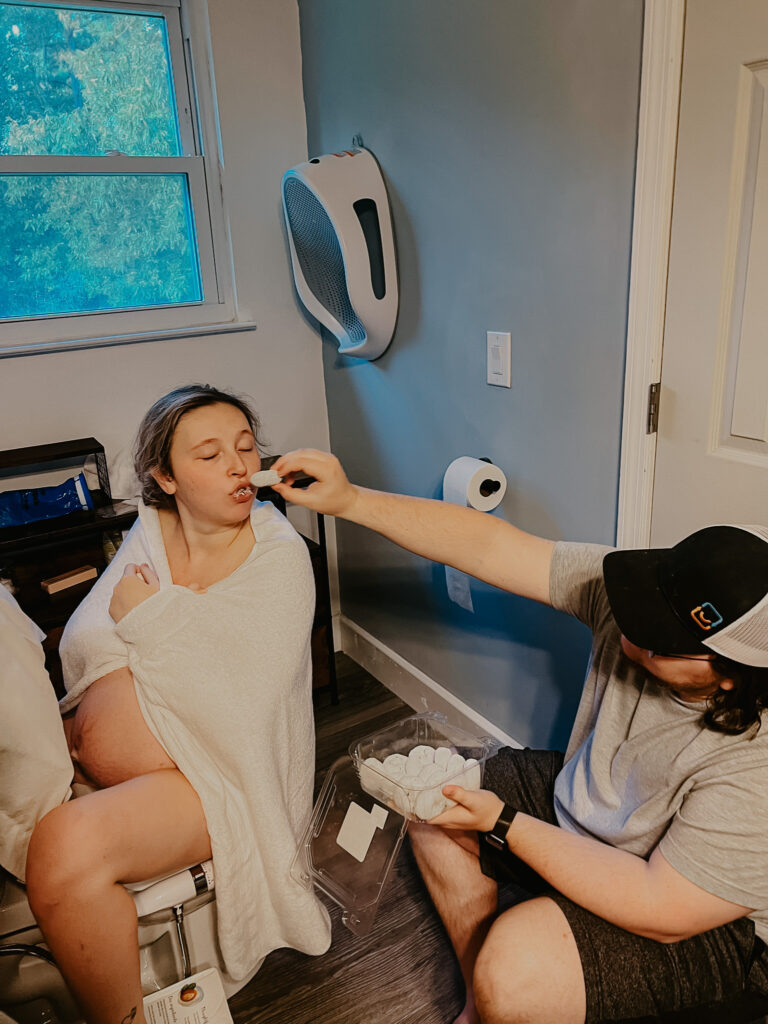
[{"x1": 29, "y1": 769, "x2": 211, "y2": 889}]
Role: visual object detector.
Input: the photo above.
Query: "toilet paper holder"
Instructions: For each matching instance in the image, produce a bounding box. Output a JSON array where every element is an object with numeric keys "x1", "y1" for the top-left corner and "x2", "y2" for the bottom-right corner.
[{"x1": 477, "y1": 457, "x2": 501, "y2": 497}]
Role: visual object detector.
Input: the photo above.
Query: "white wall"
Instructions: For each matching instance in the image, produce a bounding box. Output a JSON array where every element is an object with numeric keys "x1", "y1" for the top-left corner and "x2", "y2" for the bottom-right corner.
[{"x1": 0, "y1": 0, "x2": 329, "y2": 473}]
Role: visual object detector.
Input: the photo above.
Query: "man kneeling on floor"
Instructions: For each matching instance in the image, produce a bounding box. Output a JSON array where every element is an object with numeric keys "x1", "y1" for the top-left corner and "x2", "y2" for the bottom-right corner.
[{"x1": 272, "y1": 449, "x2": 768, "y2": 1024}]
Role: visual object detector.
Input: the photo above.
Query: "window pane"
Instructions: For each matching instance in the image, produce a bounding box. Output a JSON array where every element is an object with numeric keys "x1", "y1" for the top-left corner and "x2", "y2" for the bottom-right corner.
[
  {"x1": 0, "y1": 174, "x2": 203, "y2": 318},
  {"x1": 0, "y1": 3, "x2": 180, "y2": 156}
]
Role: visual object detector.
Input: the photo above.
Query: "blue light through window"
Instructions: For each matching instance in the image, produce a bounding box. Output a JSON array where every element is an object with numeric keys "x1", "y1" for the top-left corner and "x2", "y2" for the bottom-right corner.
[{"x1": 0, "y1": 2, "x2": 202, "y2": 319}]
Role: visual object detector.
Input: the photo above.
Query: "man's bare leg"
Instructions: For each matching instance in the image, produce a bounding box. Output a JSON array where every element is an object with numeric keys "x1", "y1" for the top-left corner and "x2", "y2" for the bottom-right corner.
[
  {"x1": 409, "y1": 823, "x2": 497, "y2": 1024},
  {"x1": 26, "y1": 768, "x2": 211, "y2": 1024},
  {"x1": 473, "y1": 896, "x2": 586, "y2": 1024}
]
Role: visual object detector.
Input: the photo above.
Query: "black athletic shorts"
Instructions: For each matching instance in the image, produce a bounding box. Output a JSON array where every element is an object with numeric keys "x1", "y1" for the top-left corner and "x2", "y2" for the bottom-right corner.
[{"x1": 479, "y1": 747, "x2": 768, "y2": 1024}]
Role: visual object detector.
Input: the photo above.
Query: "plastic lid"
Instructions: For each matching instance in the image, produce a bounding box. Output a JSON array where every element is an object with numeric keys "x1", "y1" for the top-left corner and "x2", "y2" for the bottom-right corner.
[{"x1": 290, "y1": 756, "x2": 408, "y2": 936}]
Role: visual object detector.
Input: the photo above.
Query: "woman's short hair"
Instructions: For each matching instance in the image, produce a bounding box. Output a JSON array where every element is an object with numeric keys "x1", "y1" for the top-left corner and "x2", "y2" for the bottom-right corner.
[{"x1": 134, "y1": 384, "x2": 264, "y2": 509}]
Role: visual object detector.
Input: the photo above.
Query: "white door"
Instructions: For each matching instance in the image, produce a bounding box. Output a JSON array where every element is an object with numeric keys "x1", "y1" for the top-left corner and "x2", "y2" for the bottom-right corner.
[{"x1": 650, "y1": 0, "x2": 768, "y2": 546}]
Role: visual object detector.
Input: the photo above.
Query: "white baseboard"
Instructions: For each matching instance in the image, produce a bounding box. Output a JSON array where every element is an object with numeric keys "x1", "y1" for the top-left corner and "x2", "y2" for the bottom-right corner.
[{"x1": 340, "y1": 616, "x2": 522, "y2": 749}]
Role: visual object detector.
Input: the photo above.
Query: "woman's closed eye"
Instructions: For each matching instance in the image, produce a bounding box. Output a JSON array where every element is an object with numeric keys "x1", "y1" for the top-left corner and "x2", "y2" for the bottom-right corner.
[{"x1": 199, "y1": 443, "x2": 253, "y2": 460}]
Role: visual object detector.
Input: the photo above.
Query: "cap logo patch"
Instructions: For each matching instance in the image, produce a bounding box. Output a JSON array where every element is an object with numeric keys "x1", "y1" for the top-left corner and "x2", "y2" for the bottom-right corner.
[{"x1": 690, "y1": 602, "x2": 723, "y2": 631}]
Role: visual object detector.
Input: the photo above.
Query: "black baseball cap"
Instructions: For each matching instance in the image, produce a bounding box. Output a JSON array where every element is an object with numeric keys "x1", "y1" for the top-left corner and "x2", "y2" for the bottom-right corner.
[{"x1": 602, "y1": 525, "x2": 768, "y2": 667}]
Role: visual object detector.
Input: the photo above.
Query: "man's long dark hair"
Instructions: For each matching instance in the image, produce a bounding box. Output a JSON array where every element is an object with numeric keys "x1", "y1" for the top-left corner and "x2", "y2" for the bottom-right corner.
[{"x1": 705, "y1": 659, "x2": 768, "y2": 735}]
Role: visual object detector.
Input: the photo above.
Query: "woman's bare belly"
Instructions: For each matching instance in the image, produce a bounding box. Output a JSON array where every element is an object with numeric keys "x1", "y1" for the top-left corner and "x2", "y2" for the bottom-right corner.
[{"x1": 65, "y1": 667, "x2": 175, "y2": 789}]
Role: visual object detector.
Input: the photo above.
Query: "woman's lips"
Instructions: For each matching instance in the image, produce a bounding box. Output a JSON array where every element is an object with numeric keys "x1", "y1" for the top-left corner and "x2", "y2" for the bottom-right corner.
[{"x1": 232, "y1": 486, "x2": 253, "y2": 502}]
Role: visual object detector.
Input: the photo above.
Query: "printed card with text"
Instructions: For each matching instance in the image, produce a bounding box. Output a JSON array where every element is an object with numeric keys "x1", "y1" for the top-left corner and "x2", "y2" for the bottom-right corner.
[{"x1": 143, "y1": 968, "x2": 233, "y2": 1024}]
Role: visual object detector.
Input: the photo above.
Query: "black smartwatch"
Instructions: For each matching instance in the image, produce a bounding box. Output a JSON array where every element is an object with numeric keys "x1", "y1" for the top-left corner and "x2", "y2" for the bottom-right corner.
[{"x1": 484, "y1": 803, "x2": 518, "y2": 850}]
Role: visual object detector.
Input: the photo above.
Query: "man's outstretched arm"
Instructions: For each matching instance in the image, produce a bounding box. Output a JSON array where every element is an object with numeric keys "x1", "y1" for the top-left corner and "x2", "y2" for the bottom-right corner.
[{"x1": 272, "y1": 449, "x2": 555, "y2": 605}]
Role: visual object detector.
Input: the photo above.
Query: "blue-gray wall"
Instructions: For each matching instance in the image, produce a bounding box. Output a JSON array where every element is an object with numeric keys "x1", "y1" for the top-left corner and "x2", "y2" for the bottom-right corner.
[{"x1": 298, "y1": 0, "x2": 643, "y2": 748}]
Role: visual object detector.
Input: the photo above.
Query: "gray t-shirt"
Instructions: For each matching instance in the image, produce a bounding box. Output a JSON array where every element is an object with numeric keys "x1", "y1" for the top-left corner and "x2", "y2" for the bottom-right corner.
[{"x1": 550, "y1": 541, "x2": 768, "y2": 942}]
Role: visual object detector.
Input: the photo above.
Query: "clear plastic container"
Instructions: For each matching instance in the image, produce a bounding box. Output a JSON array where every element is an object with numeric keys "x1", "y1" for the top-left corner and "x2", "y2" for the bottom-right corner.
[
  {"x1": 291, "y1": 713, "x2": 500, "y2": 935},
  {"x1": 291, "y1": 755, "x2": 408, "y2": 935},
  {"x1": 350, "y1": 712, "x2": 500, "y2": 822}
]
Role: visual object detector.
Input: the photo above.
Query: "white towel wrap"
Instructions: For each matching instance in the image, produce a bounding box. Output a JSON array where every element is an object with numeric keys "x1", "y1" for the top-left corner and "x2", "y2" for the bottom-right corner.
[{"x1": 59, "y1": 500, "x2": 331, "y2": 980}]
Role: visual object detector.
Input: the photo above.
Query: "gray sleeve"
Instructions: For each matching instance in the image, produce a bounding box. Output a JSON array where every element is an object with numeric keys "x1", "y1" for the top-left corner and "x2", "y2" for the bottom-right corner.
[
  {"x1": 549, "y1": 541, "x2": 615, "y2": 634},
  {"x1": 659, "y1": 755, "x2": 768, "y2": 910}
]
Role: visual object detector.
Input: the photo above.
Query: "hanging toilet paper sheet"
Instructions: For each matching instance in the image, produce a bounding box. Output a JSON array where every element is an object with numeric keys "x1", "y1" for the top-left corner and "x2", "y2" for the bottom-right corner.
[{"x1": 442, "y1": 457, "x2": 507, "y2": 612}]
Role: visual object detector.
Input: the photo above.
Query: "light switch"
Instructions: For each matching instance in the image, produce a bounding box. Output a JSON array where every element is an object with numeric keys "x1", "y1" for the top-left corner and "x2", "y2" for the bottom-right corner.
[{"x1": 487, "y1": 331, "x2": 511, "y2": 387}]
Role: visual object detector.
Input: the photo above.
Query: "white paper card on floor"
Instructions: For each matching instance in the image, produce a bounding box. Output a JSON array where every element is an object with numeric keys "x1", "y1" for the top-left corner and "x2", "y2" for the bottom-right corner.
[
  {"x1": 143, "y1": 968, "x2": 232, "y2": 1024},
  {"x1": 336, "y1": 801, "x2": 389, "y2": 862}
]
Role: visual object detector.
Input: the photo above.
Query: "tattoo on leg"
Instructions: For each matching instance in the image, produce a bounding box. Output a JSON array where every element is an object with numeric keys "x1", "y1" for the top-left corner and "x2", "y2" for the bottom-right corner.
[{"x1": 120, "y1": 1006, "x2": 137, "y2": 1024}]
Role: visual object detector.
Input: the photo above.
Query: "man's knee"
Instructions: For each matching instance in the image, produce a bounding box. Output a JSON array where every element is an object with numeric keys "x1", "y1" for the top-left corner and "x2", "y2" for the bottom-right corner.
[
  {"x1": 474, "y1": 911, "x2": 542, "y2": 1021},
  {"x1": 410, "y1": 822, "x2": 480, "y2": 861},
  {"x1": 473, "y1": 897, "x2": 586, "y2": 1024},
  {"x1": 409, "y1": 823, "x2": 487, "y2": 894},
  {"x1": 409, "y1": 820, "x2": 446, "y2": 858}
]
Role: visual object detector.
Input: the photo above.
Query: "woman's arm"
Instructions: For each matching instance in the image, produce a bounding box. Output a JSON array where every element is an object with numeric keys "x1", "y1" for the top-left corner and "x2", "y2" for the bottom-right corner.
[
  {"x1": 431, "y1": 786, "x2": 752, "y2": 943},
  {"x1": 272, "y1": 449, "x2": 555, "y2": 604}
]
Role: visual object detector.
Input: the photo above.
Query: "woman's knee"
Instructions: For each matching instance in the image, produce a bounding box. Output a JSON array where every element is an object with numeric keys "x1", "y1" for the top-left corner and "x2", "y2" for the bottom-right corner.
[{"x1": 26, "y1": 802, "x2": 107, "y2": 917}]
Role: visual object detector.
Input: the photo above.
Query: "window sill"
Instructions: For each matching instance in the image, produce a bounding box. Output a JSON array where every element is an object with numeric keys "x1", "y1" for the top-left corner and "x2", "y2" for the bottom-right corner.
[{"x1": 0, "y1": 321, "x2": 258, "y2": 360}]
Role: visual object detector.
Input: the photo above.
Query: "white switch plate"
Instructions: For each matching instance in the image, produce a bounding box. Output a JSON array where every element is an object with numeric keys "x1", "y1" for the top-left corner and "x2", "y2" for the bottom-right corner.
[{"x1": 487, "y1": 331, "x2": 511, "y2": 387}]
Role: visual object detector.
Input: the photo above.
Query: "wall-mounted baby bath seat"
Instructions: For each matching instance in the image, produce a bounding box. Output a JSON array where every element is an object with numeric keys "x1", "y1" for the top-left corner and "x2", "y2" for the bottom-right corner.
[{"x1": 281, "y1": 146, "x2": 399, "y2": 360}]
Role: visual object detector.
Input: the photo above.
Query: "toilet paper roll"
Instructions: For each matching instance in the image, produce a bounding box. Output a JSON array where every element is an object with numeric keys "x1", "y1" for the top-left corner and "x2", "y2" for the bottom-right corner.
[
  {"x1": 443, "y1": 457, "x2": 507, "y2": 611},
  {"x1": 443, "y1": 457, "x2": 507, "y2": 513}
]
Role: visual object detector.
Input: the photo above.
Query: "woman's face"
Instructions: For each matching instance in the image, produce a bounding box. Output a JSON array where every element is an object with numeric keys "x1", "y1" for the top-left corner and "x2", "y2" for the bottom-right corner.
[{"x1": 153, "y1": 402, "x2": 261, "y2": 526}]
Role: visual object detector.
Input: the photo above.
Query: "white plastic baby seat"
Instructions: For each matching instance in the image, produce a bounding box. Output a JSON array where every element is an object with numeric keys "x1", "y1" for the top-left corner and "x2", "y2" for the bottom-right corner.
[{"x1": 125, "y1": 861, "x2": 216, "y2": 985}]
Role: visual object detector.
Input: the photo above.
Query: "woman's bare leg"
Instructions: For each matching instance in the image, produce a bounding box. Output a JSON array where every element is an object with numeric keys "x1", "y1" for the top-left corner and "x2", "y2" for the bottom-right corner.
[
  {"x1": 409, "y1": 823, "x2": 498, "y2": 1024},
  {"x1": 26, "y1": 769, "x2": 211, "y2": 1024}
]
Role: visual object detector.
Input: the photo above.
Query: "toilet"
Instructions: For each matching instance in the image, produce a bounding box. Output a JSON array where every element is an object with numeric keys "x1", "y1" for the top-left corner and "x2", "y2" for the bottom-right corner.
[{"x1": 0, "y1": 862, "x2": 259, "y2": 1023}]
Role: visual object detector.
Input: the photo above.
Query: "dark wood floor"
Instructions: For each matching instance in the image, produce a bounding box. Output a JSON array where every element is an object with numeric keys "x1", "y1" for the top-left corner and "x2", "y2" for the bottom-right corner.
[{"x1": 229, "y1": 653, "x2": 465, "y2": 1024}]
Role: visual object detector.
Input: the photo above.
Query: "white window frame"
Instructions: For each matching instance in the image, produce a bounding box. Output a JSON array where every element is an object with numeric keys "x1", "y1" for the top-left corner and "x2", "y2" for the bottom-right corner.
[{"x1": 0, "y1": 0, "x2": 253, "y2": 358}]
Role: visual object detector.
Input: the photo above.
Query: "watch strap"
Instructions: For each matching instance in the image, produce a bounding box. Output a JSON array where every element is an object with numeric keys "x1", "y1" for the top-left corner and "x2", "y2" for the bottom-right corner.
[{"x1": 484, "y1": 803, "x2": 517, "y2": 850}]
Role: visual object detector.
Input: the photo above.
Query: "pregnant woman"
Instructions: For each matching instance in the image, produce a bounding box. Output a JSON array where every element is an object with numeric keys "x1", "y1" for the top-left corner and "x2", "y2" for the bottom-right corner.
[{"x1": 26, "y1": 384, "x2": 330, "y2": 1024}]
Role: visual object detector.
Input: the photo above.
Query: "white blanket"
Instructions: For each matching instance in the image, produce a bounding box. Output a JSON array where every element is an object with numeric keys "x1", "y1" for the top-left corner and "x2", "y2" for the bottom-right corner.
[
  {"x1": 59, "y1": 501, "x2": 331, "y2": 979},
  {"x1": 0, "y1": 588, "x2": 73, "y2": 881}
]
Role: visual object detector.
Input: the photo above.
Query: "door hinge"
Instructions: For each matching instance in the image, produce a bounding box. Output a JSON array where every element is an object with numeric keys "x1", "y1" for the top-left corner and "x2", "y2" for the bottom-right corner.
[{"x1": 646, "y1": 382, "x2": 661, "y2": 434}]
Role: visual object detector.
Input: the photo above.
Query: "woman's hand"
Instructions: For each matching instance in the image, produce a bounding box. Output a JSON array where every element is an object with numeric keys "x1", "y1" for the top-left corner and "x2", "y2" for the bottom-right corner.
[
  {"x1": 428, "y1": 786, "x2": 505, "y2": 832},
  {"x1": 109, "y1": 563, "x2": 160, "y2": 623},
  {"x1": 272, "y1": 449, "x2": 358, "y2": 518}
]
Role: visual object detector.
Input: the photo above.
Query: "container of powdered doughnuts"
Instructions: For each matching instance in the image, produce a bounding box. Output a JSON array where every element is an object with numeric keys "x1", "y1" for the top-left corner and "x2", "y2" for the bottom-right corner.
[{"x1": 349, "y1": 712, "x2": 501, "y2": 823}]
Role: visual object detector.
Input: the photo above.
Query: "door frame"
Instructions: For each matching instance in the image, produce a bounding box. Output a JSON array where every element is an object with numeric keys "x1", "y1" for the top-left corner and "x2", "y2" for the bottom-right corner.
[{"x1": 616, "y1": 0, "x2": 686, "y2": 547}]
